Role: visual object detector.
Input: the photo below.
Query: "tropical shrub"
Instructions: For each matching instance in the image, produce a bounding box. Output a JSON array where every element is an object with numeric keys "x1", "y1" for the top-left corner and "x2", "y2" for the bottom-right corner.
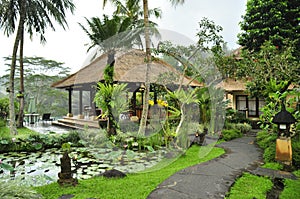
[
  {"x1": 225, "y1": 108, "x2": 250, "y2": 124},
  {"x1": 0, "y1": 181, "x2": 42, "y2": 199},
  {"x1": 0, "y1": 97, "x2": 19, "y2": 115},
  {"x1": 0, "y1": 119, "x2": 6, "y2": 127},
  {"x1": 221, "y1": 129, "x2": 243, "y2": 141},
  {"x1": 78, "y1": 128, "x2": 113, "y2": 148},
  {"x1": 256, "y1": 130, "x2": 277, "y2": 149},
  {"x1": 94, "y1": 82, "x2": 129, "y2": 136},
  {"x1": 259, "y1": 86, "x2": 299, "y2": 134},
  {"x1": 233, "y1": 123, "x2": 252, "y2": 134},
  {"x1": 292, "y1": 138, "x2": 300, "y2": 168},
  {"x1": 256, "y1": 130, "x2": 277, "y2": 163},
  {"x1": 0, "y1": 131, "x2": 82, "y2": 152},
  {"x1": 0, "y1": 97, "x2": 9, "y2": 119},
  {"x1": 257, "y1": 130, "x2": 300, "y2": 168},
  {"x1": 114, "y1": 132, "x2": 164, "y2": 151},
  {"x1": 119, "y1": 120, "x2": 139, "y2": 132},
  {"x1": 263, "y1": 143, "x2": 276, "y2": 163}
]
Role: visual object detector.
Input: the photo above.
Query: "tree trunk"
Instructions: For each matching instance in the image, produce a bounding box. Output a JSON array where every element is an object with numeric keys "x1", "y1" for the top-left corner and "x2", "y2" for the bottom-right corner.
[
  {"x1": 106, "y1": 50, "x2": 117, "y2": 137},
  {"x1": 9, "y1": 0, "x2": 25, "y2": 134},
  {"x1": 17, "y1": 27, "x2": 25, "y2": 128},
  {"x1": 138, "y1": 0, "x2": 151, "y2": 135}
]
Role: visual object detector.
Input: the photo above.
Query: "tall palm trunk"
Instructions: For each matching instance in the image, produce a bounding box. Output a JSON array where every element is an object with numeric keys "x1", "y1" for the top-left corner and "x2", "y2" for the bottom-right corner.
[
  {"x1": 106, "y1": 50, "x2": 117, "y2": 137},
  {"x1": 8, "y1": 37, "x2": 19, "y2": 135},
  {"x1": 17, "y1": 27, "x2": 25, "y2": 128},
  {"x1": 138, "y1": 0, "x2": 151, "y2": 135},
  {"x1": 9, "y1": 0, "x2": 25, "y2": 134}
]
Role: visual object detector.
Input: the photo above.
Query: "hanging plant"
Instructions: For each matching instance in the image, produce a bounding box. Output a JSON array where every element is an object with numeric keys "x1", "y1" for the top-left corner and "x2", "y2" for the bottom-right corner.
[
  {"x1": 16, "y1": 91, "x2": 24, "y2": 98},
  {"x1": 16, "y1": 93, "x2": 24, "y2": 99}
]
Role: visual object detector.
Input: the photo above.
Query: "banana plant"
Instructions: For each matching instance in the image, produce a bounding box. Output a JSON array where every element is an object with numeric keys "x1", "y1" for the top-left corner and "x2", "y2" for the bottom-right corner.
[
  {"x1": 166, "y1": 88, "x2": 199, "y2": 148},
  {"x1": 94, "y1": 82, "x2": 128, "y2": 136}
]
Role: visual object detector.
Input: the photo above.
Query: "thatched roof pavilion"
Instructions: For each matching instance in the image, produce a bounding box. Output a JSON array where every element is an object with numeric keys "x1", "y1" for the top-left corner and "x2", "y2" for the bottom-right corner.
[
  {"x1": 52, "y1": 49, "x2": 202, "y2": 119},
  {"x1": 52, "y1": 49, "x2": 202, "y2": 89}
]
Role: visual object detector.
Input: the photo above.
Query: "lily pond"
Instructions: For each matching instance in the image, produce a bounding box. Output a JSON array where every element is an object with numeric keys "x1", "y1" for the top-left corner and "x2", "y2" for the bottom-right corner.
[{"x1": 0, "y1": 146, "x2": 173, "y2": 187}]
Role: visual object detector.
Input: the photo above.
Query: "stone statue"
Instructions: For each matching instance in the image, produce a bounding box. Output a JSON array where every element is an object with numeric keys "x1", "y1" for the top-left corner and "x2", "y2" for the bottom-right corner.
[{"x1": 57, "y1": 151, "x2": 78, "y2": 186}]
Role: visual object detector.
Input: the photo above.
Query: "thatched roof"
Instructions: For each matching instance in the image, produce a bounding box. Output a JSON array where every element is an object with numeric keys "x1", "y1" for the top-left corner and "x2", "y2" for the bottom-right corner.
[
  {"x1": 52, "y1": 49, "x2": 202, "y2": 89},
  {"x1": 216, "y1": 78, "x2": 246, "y2": 92},
  {"x1": 216, "y1": 78, "x2": 297, "y2": 93}
]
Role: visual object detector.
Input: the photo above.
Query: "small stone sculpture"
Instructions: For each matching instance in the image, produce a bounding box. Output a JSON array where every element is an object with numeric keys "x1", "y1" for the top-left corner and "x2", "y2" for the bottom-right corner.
[{"x1": 57, "y1": 151, "x2": 78, "y2": 186}]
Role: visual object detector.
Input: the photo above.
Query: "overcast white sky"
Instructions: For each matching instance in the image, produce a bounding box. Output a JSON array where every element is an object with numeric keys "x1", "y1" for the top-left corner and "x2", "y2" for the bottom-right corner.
[{"x1": 0, "y1": 0, "x2": 247, "y2": 76}]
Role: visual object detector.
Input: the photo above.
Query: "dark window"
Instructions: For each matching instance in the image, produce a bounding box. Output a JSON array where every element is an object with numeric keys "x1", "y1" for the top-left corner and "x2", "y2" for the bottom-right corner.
[{"x1": 236, "y1": 95, "x2": 265, "y2": 117}]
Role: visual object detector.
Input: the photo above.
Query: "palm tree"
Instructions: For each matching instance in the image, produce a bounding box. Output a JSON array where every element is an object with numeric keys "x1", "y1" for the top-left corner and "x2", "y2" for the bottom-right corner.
[
  {"x1": 140, "y1": 0, "x2": 185, "y2": 135},
  {"x1": 102, "y1": 0, "x2": 184, "y2": 135},
  {"x1": 80, "y1": 7, "x2": 160, "y2": 136},
  {"x1": 0, "y1": 0, "x2": 75, "y2": 133},
  {"x1": 110, "y1": 0, "x2": 161, "y2": 45},
  {"x1": 83, "y1": 0, "x2": 161, "y2": 136},
  {"x1": 80, "y1": 14, "x2": 137, "y2": 136},
  {"x1": 79, "y1": 15, "x2": 139, "y2": 53}
]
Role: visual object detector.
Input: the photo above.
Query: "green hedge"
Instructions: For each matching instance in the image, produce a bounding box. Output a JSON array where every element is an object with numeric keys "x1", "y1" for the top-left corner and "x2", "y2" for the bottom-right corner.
[
  {"x1": 292, "y1": 138, "x2": 300, "y2": 168},
  {"x1": 0, "y1": 181, "x2": 42, "y2": 199},
  {"x1": 256, "y1": 130, "x2": 300, "y2": 168},
  {"x1": 0, "y1": 131, "x2": 82, "y2": 153},
  {"x1": 224, "y1": 122, "x2": 252, "y2": 134},
  {"x1": 0, "y1": 119, "x2": 5, "y2": 127},
  {"x1": 221, "y1": 129, "x2": 243, "y2": 141}
]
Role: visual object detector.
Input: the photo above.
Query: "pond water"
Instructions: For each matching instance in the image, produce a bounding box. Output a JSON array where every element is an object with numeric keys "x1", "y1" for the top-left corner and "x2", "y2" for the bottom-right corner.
[
  {"x1": 0, "y1": 146, "x2": 170, "y2": 187},
  {"x1": 1, "y1": 123, "x2": 186, "y2": 187},
  {"x1": 25, "y1": 122, "x2": 70, "y2": 134}
]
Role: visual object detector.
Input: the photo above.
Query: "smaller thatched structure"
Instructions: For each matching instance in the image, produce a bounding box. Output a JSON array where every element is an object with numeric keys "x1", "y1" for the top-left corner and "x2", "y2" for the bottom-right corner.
[
  {"x1": 216, "y1": 78, "x2": 246, "y2": 92},
  {"x1": 217, "y1": 78, "x2": 264, "y2": 123}
]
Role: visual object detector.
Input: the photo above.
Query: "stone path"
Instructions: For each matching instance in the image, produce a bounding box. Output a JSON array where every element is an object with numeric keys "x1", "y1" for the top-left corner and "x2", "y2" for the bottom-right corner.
[{"x1": 147, "y1": 136, "x2": 263, "y2": 199}]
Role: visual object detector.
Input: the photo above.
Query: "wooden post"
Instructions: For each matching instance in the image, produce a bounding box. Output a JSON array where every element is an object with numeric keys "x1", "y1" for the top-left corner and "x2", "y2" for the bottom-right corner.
[{"x1": 67, "y1": 87, "x2": 73, "y2": 117}]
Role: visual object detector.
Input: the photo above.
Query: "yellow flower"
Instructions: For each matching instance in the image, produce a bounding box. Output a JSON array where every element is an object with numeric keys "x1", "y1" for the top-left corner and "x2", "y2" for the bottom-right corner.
[
  {"x1": 157, "y1": 99, "x2": 168, "y2": 107},
  {"x1": 148, "y1": 100, "x2": 154, "y2": 106}
]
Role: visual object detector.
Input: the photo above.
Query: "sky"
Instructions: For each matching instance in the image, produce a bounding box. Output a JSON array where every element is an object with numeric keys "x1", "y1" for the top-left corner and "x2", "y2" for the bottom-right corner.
[{"x1": 0, "y1": 0, "x2": 247, "y2": 76}]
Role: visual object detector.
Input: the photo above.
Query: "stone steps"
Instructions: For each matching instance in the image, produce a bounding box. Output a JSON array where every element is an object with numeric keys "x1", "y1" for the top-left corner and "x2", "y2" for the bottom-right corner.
[{"x1": 52, "y1": 116, "x2": 105, "y2": 129}]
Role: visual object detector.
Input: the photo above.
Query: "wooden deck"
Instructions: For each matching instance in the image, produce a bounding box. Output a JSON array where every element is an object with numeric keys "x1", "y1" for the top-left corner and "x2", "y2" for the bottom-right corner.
[{"x1": 52, "y1": 116, "x2": 106, "y2": 130}]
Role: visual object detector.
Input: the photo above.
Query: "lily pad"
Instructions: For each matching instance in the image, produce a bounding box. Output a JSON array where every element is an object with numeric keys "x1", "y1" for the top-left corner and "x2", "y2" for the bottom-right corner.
[
  {"x1": 98, "y1": 164, "x2": 110, "y2": 169},
  {"x1": 81, "y1": 174, "x2": 91, "y2": 179},
  {"x1": 86, "y1": 171, "x2": 98, "y2": 176}
]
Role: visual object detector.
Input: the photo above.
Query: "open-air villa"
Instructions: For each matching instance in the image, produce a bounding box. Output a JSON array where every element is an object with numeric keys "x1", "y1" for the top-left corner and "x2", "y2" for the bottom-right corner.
[{"x1": 51, "y1": 49, "x2": 203, "y2": 129}]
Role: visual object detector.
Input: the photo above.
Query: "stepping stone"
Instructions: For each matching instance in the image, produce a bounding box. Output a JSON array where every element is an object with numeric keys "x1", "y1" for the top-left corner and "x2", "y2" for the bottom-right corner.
[
  {"x1": 102, "y1": 169, "x2": 126, "y2": 178},
  {"x1": 58, "y1": 194, "x2": 75, "y2": 199},
  {"x1": 251, "y1": 167, "x2": 298, "y2": 180}
]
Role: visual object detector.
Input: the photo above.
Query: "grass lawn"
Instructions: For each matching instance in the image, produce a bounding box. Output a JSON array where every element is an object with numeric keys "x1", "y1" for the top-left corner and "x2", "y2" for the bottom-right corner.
[
  {"x1": 226, "y1": 168, "x2": 300, "y2": 199},
  {"x1": 280, "y1": 170, "x2": 300, "y2": 199},
  {"x1": 0, "y1": 126, "x2": 38, "y2": 139},
  {"x1": 226, "y1": 172, "x2": 273, "y2": 199},
  {"x1": 35, "y1": 145, "x2": 225, "y2": 199}
]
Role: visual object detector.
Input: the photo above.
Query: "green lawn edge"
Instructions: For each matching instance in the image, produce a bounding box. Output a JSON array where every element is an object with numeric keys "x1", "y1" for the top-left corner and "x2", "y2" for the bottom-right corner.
[
  {"x1": 226, "y1": 168, "x2": 300, "y2": 199},
  {"x1": 225, "y1": 172, "x2": 273, "y2": 199},
  {"x1": 34, "y1": 145, "x2": 225, "y2": 199},
  {"x1": 280, "y1": 170, "x2": 300, "y2": 199}
]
